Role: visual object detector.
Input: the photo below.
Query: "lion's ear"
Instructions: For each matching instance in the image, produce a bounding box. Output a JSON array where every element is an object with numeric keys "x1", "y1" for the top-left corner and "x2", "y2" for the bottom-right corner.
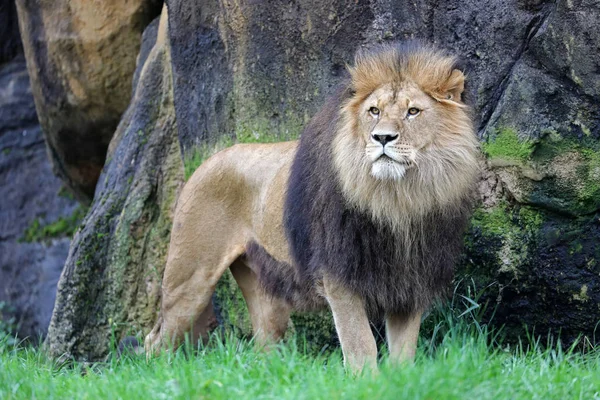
[{"x1": 434, "y1": 69, "x2": 465, "y2": 103}]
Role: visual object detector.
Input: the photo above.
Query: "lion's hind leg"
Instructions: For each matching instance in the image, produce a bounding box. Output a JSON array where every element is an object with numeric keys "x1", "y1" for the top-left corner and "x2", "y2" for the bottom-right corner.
[
  {"x1": 230, "y1": 258, "x2": 292, "y2": 348},
  {"x1": 145, "y1": 243, "x2": 246, "y2": 355}
]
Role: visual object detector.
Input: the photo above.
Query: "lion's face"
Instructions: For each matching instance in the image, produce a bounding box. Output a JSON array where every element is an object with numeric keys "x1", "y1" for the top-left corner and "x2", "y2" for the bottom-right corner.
[
  {"x1": 332, "y1": 45, "x2": 479, "y2": 225},
  {"x1": 359, "y1": 82, "x2": 441, "y2": 181}
]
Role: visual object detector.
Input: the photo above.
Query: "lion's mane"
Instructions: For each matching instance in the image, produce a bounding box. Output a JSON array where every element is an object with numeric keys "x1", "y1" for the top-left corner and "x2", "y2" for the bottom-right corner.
[{"x1": 256, "y1": 43, "x2": 478, "y2": 319}]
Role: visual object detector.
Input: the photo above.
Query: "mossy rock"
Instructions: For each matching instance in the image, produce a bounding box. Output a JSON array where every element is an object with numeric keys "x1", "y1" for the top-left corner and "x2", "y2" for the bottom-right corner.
[
  {"x1": 484, "y1": 127, "x2": 600, "y2": 217},
  {"x1": 21, "y1": 207, "x2": 87, "y2": 243},
  {"x1": 458, "y1": 199, "x2": 600, "y2": 346}
]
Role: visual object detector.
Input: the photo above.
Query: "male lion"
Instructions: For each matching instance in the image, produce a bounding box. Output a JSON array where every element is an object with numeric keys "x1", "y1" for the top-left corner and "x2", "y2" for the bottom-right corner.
[{"x1": 145, "y1": 42, "x2": 479, "y2": 372}]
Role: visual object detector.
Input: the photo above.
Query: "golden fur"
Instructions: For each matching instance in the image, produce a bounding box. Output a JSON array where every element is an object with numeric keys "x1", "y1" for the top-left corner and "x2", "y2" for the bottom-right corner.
[{"x1": 145, "y1": 43, "x2": 480, "y2": 373}]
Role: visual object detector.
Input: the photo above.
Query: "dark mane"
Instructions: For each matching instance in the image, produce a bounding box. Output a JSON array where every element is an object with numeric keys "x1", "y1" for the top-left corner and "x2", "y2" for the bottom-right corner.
[
  {"x1": 254, "y1": 43, "x2": 476, "y2": 320},
  {"x1": 283, "y1": 90, "x2": 472, "y2": 319}
]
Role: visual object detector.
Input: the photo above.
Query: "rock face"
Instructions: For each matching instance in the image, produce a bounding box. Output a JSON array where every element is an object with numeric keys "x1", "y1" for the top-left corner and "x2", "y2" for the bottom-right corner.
[
  {"x1": 0, "y1": 0, "x2": 21, "y2": 64},
  {"x1": 46, "y1": 9, "x2": 184, "y2": 360},
  {"x1": 466, "y1": 0, "x2": 600, "y2": 344},
  {"x1": 44, "y1": 0, "x2": 600, "y2": 359},
  {"x1": 0, "y1": 1, "x2": 79, "y2": 339},
  {"x1": 14, "y1": 0, "x2": 162, "y2": 202}
]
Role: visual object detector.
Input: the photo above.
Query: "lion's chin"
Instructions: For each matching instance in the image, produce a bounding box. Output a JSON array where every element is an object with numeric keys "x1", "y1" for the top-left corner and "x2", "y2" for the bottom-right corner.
[{"x1": 370, "y1": 157, "x2": 408, "y2": 181}]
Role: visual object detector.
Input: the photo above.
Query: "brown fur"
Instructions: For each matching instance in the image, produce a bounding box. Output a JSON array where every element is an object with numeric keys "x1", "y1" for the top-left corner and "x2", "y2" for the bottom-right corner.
[{"x1": 145, "y1": 42, "x2": 479, "y2": 372}]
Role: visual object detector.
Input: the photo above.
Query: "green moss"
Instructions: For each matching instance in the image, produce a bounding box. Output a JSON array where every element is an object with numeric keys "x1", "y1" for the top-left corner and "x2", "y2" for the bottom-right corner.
[
  {"x1": 183, "y1": 137, "x2": 234, "y2": 180},
  {"x1": 468, "y1": 203, "x2": 545, "y2": 278},
  {"x1": 573, "y1": 118, "x2": 592, "y2": 136},
  {"x1": 2, "y1": 148, "x2": 11, "y2": 156},
  {"x1": 501, "y1": 130, "x2": 600, "y2": 215},
  {"x1": 533, "y1": 130, "x2": 600, "y2": 162},
  {"x1": 517, "y1": 207, "x2": 544, "y2": 231},
  {"x1": 470, "y1": 204, "x2": 513, "y2": 236},
  {"x1": 234, "y1": 115, "x2": 302, "y2": 144},
  {"x1": 577, "y1": 148, "x2": 600, "y2": 204},
  {"x1": 572, "y1": 284, "x2": 590, "y2": 302},
  {"x1": 22, "y1": 207, "x2": 87, "y2": 243},
  {"x1": 483, "y1": 128, "x2": 535, "y2": 162},
  {"x1": 105, "y1": 132, "x2": 184, "y2": 338},
  {"x1": 138, "y1": 129, "x2": 148, "y2": 145},
  {"x1": 472, "y1": 203, "x2": 544, "y2": 239},
  {"x1": 531, "y1": 135, "x2": 572, "y2": 162},
  {"x1": 569, "y1": 241, "x2": 583, "y2": 255},
  {"x1": 235, "y1": 121, "x2": 279, "y2": 144},
  {"x1": 57, "y1": 186, "x2": 75, "y2": 201}
]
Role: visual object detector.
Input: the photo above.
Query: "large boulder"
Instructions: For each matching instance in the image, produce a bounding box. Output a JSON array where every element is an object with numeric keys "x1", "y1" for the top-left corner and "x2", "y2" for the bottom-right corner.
[
  {"x1": 14, "y1": 0, "x2": 162, "y2": 202},
  {"x1": 45, "y1": 9, "x2": 184, "y2": 360},
  {"x1": 466, "y1": 0, "x2": 600, "y2": 343}
]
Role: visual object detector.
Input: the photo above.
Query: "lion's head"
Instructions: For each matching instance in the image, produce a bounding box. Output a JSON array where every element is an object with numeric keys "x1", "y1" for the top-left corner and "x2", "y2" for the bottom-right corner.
[{"x1": 333, "y1": 43, "x2": 480, "y2": 227}]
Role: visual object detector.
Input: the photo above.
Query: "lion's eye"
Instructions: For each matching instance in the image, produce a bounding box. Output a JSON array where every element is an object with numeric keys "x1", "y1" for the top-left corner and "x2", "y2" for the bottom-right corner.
[
  {"x1": 407, "y1": 107, "x2": 420, "y2": 116},
  {"x1": 369, "y1": 107, "x2": 380, "y2": 117}
]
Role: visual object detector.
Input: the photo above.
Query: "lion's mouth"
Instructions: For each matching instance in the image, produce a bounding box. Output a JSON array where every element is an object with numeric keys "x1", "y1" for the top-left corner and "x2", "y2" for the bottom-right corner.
[{"x1": 378, "y1": 154, "x2": 412, "y2": 166}]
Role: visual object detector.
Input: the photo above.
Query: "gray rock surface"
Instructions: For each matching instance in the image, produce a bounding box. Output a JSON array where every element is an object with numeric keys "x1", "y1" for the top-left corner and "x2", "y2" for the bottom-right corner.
[
  {"x1": 0, "y1": 52, "x2": 78, "y2": 339},
  {"x1": 168, "y1": 0, "x2": 555, "y2": 151}
]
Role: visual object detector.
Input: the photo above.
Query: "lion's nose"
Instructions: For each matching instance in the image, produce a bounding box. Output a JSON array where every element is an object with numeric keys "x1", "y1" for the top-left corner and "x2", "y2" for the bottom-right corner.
[{"x1": 372, "y1": 134, "x2": 398, "y2": 146}]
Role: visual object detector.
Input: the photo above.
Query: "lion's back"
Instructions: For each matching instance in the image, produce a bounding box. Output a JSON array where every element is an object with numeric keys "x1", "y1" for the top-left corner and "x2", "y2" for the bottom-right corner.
[
  {"x1": 188, "y1": 141, "x2": 298, "y2": 185},
  {"x1": 180, "y1": 140, "x2": 298, "y2": 263}
]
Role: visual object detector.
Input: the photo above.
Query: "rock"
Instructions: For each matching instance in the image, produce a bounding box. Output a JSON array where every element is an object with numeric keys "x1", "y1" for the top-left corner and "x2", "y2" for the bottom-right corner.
[
  {"x1": 45, "y1": 9, "x2": 185, "y2": 360},
  {"x1": 169, "y1": 0, "x2": 554, "y2": 154},
  {"x1": 0, "y1": 0, "x2": 21, "y2": 63},
  {"x1": 14, "y1": 0, "x2": 162, "y2": 202},
  {"x1": 0, "y1": 47, "x2": 79, "y2": 338},
  {"x1": 468, "y1": 0, "x2": 600, "y2": 345}
]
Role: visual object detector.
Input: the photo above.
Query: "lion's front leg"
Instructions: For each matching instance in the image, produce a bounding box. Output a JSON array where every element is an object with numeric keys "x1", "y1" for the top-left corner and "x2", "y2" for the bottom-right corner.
[
  {"x1": 323, "y1": 276, "x2": 377, "y2": 374},
  {"x1": 385, "y1": 311, "x2": 423, "y2": 364}
]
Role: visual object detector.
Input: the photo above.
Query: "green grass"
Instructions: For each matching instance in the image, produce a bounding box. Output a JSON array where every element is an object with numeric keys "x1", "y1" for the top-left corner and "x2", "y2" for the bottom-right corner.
[
  {"x1": 1, "y1": 334, "x2": 598, "y2": 399},
  {"x1": 1, "y1": 312, "x2": 599, "y2": 399}
]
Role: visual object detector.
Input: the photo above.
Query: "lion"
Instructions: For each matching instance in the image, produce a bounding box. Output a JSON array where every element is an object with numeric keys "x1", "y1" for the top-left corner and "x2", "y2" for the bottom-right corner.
[{"x1": 145, "y1": 42, "x2": 480, "y2": 372}]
